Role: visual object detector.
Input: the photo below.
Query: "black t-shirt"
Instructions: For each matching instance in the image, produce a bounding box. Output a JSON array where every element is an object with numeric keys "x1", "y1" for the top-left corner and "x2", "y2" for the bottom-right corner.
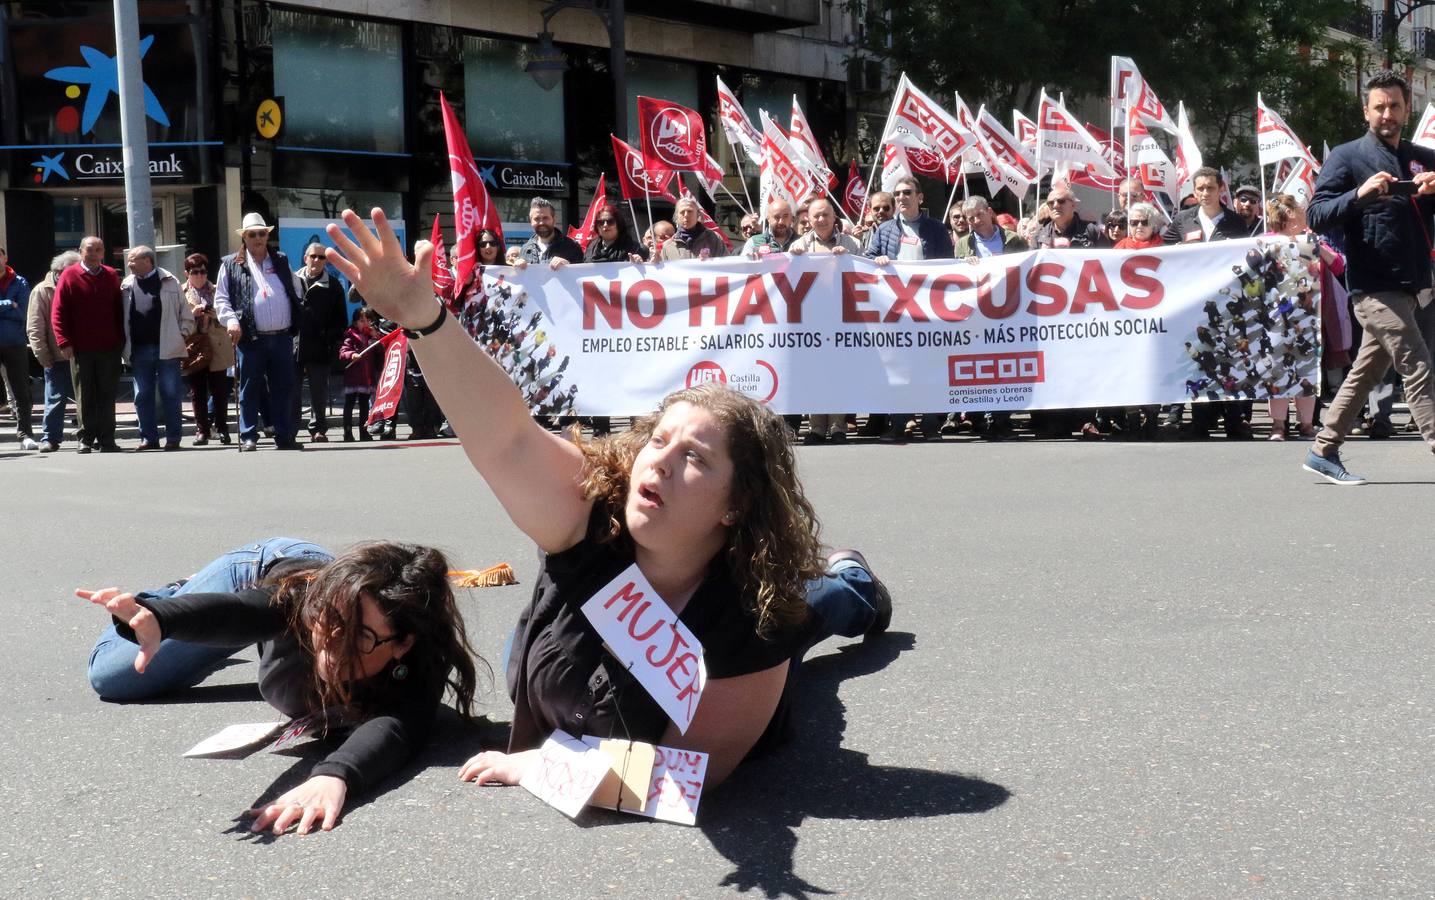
[{"x1": 505, "y1": 509, "x2": 811, "y2": 754}]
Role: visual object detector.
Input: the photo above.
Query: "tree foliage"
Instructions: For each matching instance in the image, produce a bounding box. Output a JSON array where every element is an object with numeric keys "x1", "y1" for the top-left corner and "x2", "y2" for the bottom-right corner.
[{"x1": 848, "y1": 0, "x2": 1371, "y2": 170}]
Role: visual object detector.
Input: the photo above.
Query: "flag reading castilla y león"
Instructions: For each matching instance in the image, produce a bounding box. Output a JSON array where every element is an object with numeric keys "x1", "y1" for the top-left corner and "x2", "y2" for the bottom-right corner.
[{"x1": 464, "y1": 238, "x2": 1324, "y2": 417}]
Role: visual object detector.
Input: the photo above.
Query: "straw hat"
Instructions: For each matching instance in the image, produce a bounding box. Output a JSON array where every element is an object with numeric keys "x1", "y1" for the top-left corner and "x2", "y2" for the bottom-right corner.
[{"x1": 236, "y1": 212, "x2": 275, "y2": 235}]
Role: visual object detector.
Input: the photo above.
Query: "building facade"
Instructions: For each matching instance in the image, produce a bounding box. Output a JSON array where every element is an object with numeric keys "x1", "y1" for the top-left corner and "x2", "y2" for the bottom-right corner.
[{"x1": 0, "y1": 0, "x2": 864, "y2": 280}]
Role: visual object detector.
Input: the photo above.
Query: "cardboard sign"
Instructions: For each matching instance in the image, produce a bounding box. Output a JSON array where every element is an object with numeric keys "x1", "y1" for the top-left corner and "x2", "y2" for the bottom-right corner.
[
  {"x1": 519, "y1": 730, "x2": 612, "y2": 818},
  {"x1": 182, "y1": 722, "x2": 286, "y2": 758},
  {"x1": 587, "y1": 738, "x2": 656, "y2": 814},
  {"x1": 581, "y1": 736, "x2": 709, "y2": 826},
  {"x1": 580, "y1": 564, "x2": 707, "y2": 734}
]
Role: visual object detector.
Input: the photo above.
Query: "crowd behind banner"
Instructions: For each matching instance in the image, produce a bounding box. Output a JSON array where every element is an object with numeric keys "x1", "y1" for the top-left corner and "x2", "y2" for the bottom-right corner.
[{"x1": 3, "y1": 57, "x2": 1420, "y2": 452}]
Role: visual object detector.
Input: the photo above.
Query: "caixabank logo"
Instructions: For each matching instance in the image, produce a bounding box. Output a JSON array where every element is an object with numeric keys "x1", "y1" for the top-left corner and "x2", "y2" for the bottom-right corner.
[
  {"x1": 685, "y1": 360, "x2": 779, "y2": 403},
  {"x1": 43, "y1": 35, "x2": 170, "y2": 136},
  {"x1": 948, "y1": 351, "x2": 1045, "y2": 386}
]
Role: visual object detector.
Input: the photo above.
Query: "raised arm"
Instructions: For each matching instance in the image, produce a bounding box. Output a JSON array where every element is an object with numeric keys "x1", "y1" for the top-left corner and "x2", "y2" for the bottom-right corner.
[{"x1": 325, "y1": 209, "x2": 592, "y2": 553}]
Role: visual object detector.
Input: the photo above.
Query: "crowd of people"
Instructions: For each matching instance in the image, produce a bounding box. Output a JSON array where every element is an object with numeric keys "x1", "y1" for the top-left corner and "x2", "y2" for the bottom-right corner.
[{"x1": 1, "y1": 83, "x2": 1425, "y2": 456}]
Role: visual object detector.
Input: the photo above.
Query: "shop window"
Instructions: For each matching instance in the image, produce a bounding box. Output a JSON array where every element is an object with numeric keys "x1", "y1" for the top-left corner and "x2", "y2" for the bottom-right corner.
[
  {"x1": 739, "y1": 74, "x2": 806, "y2": 135},
  {"x1": 462, "y1": 36, "x2": 565, "y2": 162},
  {"x1": 625, "y1": 58, "x2": 700, "y2": 146},
  {"x1": 275, "y1": 188, "x2": 403, "y2": 221},
  {"x1": 272, "y1": 10, "x2": 405, "y2": 154}
]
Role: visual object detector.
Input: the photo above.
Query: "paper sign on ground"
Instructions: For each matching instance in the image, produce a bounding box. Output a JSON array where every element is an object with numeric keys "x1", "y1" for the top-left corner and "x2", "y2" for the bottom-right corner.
[
  {"x1": 587, "y1": 738, "x2": 656, "y2": 814},
  {"x1": 519, "y1": 730, "x2": 612, "y2": 818},
  {"x1": 581, "y1": 737, "x2": 709, "y2": 825},
  {"x1": 182, "y1": 722, "x2": 286, "y2": 758},
  {"x1": 580, "y1": 563, "x2": 707, "y2": 734}
]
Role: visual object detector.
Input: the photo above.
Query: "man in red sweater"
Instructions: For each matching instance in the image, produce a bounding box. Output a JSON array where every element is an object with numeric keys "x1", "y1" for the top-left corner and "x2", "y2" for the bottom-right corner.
[{"x1": 52, "y1": 235, "x2": 124, "y2": 452}]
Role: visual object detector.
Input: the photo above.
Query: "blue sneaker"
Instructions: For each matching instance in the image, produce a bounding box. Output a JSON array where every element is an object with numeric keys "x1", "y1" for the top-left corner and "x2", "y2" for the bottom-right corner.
[{"x1": 1303, "y1": 448, "x2": 1367, "y2": 485}]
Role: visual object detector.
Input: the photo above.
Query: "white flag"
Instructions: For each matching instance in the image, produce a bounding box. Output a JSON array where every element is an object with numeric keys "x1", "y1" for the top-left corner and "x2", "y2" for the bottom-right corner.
[
  {"x1": 1127, "y1": 107, "x2": 1180, "y2": 203},
  {"x1": 1414, "y1": 103, "x2": 1435, "y2": 150},
  {"x1": 977, "y1": 106, "x2": 1039, "y2": 182},
  {"x1": 759, "y1": 110, "x2": 816, "y2": 209},
  {"x1": 789, "y1": 95, "x2": 833, "y2": 187},
  {"x1": 1111, "y1": 56, "x2": 1177, "y2": 134},
  {"x1": 1037, "y1": 89, "x2": 1116, "y2": 177},
  {"x1": 1256, "y1": 94, "x2": 1318, "y2": 168},
  {"x1": 880, "y1": 144, "x2": 914, "y2": 193},
  {"x1": 1174, "y1": 102, "x2": 1203, "y2": 199},
  {"x1": 1278, "y1": 159, "x2": 1319, "y2": 207},
  {"x1": 716, "y1": 76, "x2": 762, "y2": 163},
  {"x1": 880, "y1": 73, "x2": 975, "y2": 172},
  {"x1": 970, "y1": 104, "x2": 1034, "y2": 196}
]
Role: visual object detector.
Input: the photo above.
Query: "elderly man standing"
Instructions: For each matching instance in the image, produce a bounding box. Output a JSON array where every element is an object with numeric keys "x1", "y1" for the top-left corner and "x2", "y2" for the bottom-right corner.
[
  {"x1": 954, "y1": 196, "x2": 1029, "y2": 439},
  {"x1": 52, "y1": 235, "x2": 124, "y2": 453},
  {"x1": 215, "y1": 212, "x2": 304, "y2": 452},
  {"x1": 657, "y1": 197, "x2": 728, "y2": 260},
  {"x1": 1035, "y1": 184, "x2": 1108, "y2": 249},
  {"x1": 0, "y1": 245, "x2": 37, "y2": 450},
  {"x1": 294, "y1": 242, "x2": 347, "y2": 442},
  {"x1": 741, "y1": 198, "x2": 798, "y2": 257},
  {"x1": 121, "y1": 246, "x2": 193, "y2": 450},
  {"x1": 26, "y1": 251, "x2": 80, "y2": 451},
  {"x1": 791, "y1": 196, "x2": 861, "y2": 443}
]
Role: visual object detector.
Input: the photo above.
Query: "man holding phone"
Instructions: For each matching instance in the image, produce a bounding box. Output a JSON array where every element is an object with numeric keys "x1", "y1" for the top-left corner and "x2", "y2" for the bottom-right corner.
[{"x1": 1303, "y1": 69, "x2": 1435, "y2": 484}]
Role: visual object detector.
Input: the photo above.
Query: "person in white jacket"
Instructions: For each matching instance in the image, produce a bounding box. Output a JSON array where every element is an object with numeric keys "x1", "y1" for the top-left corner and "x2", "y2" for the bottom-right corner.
[{"x1": 121, "y1": 246, "x2": 194, "y2": 450}]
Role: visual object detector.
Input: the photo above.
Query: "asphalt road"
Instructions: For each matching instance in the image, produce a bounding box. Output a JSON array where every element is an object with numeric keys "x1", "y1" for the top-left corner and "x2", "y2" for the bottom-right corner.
[{"x1": 3, "y1": 428, "x2": 1434, "y2": 898}]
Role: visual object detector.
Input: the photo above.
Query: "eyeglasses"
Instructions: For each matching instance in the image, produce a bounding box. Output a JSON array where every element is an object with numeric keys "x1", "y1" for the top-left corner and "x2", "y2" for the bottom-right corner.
[
  {"x1": 186, "y1": 267, "x2": 207, "y2": 274},
  {"x1": 357, "y1": 626, "x2": 403, "y2": 655},
  {"x1": 872, "y1": 205, "x2": 893, "y2": 213},
  {"x1": 1128, "y1": 219, "x2": 1149, "y2": 227},
  {"x1": 243, "y1": 230, "x2": 268, "y2": 240},
  {"x1": 595, "y1": 219, "x2": 617, "y2": 226},
  {"x1": 893, "y1": 189, "x2": 916, "y2": 197},
  {"x1": 1048, "y1": 197, "x2": 1072, "y2": 207},
  {"x1": 306, "y1": 253, "x2": 325, "y2": 260},
  {"x1": 478, "y1": 240, "x2": 499, "y2": 248}
]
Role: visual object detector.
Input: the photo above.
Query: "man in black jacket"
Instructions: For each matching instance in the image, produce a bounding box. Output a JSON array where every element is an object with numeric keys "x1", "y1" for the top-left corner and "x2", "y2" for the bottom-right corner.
[
  {"x1": 519, "y1": 197, "x2": 583, "y2": 267},
  {"x1": 1303, "y1": 69, "x2": 1435, "y2": 484},
  {"x1": 294, "y1": 242, "x2": 347, "y2": 442},
  {"x1": 1161, "y1": 167, "x2": 1255, "y2": 441}
]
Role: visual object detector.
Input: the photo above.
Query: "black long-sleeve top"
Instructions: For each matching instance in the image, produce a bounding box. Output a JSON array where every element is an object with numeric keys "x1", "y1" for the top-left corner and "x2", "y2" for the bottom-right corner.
[{"x1": 116, "y1": 588, "x2": 443, "y2": 792}]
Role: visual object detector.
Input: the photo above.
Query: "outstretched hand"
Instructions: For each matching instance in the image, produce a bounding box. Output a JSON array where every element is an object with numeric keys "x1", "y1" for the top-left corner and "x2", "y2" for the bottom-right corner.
[
  {"x1": 76, "y1": 587, "x2": 161, "y2": 673},
  {"x1": 247, "y1": 775, "x2": 348, "y2": 836},
  {"x1": 324, "y1": 208, "x2": 436, "y2": 331},
  {"x1": 458, "y1": 748, "x2": 540, "y2": 786}
]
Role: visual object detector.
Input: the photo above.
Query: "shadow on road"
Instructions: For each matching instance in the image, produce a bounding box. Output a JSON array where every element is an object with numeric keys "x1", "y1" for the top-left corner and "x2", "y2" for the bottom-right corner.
[{"x1": 693, "y1": 631, "x2": 1009, "y2": 898}]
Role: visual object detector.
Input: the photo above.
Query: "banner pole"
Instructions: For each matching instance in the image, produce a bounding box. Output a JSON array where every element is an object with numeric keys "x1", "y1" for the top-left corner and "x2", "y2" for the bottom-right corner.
[
  {"x1": 1258, "y1": 161, "x2": 1268, "y2": 233},
  {"x1": 627, "y1": 198, "x2": 640, "y2": 238},
  {"x1": 943, "y1": 171, "x2": 962, "y2": 223},
  {"x1": 1111, "y1": 97, "x2": 1119, "y2": 211},
  {"x1": 732, "y1": 145, "x2": 757, "y2": 215},
  {"x1": 823, "y1": 185, "x2": 857, "y2": 229},
  {"x1": 644, "y1": 191, "x2": 655, "y2": 242},
  {"x1": 720, "y1": 181, "x2": 753, "y2": 218}
]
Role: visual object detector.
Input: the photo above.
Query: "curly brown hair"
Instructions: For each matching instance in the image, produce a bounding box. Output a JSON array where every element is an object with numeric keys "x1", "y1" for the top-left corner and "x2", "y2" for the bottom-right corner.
[
  {"x1": 265, "y1": 543, "x2": 484, "y2": 719},
  {"x1": 575, "y1": 383, "x2": 825, "y2": 636}
]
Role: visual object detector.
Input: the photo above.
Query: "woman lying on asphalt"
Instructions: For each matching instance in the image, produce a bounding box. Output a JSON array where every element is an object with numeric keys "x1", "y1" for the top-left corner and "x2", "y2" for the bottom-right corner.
[
  {"x1": 81, "y1": 538, "x2": 481, "y2": 836},
  {"x1": 324, "y1": 209, "x2": 891, "y2": 792}
]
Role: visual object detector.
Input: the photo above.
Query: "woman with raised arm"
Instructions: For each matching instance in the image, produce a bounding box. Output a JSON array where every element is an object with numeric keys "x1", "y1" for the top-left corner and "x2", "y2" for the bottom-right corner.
[
  {"x1": 81, "y1": 538, "x2": 481, "y2": 836},
  {"x1": 325, "y1": 209, "x2": 891, "y2": 790}
]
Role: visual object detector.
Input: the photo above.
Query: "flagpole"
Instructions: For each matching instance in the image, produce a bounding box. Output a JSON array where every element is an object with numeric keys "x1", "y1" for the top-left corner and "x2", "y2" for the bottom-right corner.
[
  {"x1": 1256, "y1": 94, "x2": 1268, "y2": 233},
  {"x1": 719, "y1": 180, "x2": 753, "y2": 217},
  {"x1": 644, "y1": 191, "x2": 655, "y2": 240},
  {"x1": 943, "y1": 172, "x2": 962, "y2": 225},
  {"x1": 731, "y1": 151, "x2": 757, "y2": 215},
  {"x1": 823, "y1": 185, "x2": 857, "y2": 229},
  {"x1": 627, "y1": 198, "x2": 640, "y2": 240}
]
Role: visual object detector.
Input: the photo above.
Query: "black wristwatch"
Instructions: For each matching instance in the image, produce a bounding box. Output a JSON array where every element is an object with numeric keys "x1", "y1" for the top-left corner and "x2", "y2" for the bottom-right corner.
[{"x1": 402, "y1": 304, "x2": 448, "y2": 340}]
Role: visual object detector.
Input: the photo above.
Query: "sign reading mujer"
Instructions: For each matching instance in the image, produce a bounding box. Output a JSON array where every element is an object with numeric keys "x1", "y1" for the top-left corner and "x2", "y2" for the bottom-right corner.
[{"x1": 467, "y1": 237, "x2": 1322, "y2": 415}]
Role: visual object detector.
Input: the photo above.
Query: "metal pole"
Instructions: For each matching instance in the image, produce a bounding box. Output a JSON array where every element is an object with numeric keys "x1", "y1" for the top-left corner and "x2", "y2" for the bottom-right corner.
[{"x1": 113, "y1": 0, "x2": 154, "y2": 249}]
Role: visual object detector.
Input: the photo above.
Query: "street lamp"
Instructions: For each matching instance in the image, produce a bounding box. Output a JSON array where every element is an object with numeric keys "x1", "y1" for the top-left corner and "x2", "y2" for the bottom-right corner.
[{"x1": 524, "y1": 0, "x2": 627, "y2": 139}]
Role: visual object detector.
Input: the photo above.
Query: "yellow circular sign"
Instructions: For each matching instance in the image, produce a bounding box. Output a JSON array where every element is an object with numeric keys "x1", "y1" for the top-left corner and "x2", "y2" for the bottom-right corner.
[{"x1": 255, "y1": 99, "x2": 282, "y2": 140}]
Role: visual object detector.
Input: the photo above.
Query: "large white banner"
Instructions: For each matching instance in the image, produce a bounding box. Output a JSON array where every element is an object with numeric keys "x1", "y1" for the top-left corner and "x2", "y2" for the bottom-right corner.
[{"x1": 459, "y1": 238, "x2": 1323, "y2": 416}]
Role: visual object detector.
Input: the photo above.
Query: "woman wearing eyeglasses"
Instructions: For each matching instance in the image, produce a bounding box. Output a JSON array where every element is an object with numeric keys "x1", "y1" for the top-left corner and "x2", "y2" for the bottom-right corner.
[
  {"x1": 181, "y1": 253, "x2": 235, "y2": 445},
  {"x1": 80, "y1": 538, "x2": 482, "y2": 837},
  {"x1": 581, "y1": 204, "x2": 648, "y2": 264},
  {"x1": 1113, "y1": 203, "x2": 1165, "y2": 249}
]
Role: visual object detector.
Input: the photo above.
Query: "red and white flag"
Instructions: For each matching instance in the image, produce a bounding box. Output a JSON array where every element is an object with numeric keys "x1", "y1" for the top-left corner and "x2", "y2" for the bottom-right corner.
[
  {"x1": 694, "y1": 153, "x2": 727, "y2": 201},
  {"x1": 759, "y1": 110, "x2": 818, "y2": 208},
  {"x1": 1037, "y1": 90, "x2": 1117, "y2": 177},
  {"x1": 1413, "y1": 103, "x2": 1435, "y2": 149},
  {"x1": 1174, "y1": 102, "x2": 1203, "y2": 198},
  {"x1": 367, "y1": 328, "x2": 409, "y2": 426},
  {"x1": 567, "y1": 173, "x2": 607, "y2": 253},
  {"x1": 439, "y1": 91, "x2": 503, "y2": 291},
  {"x1": 1278, "y1": 158, "x2": 1319, "y2": 207},
  {"x1": 1014, "y1": 110, "x2": 1038, "y2": 151},
  {"x1": 1256, "y1": 94, "x2": 1318, "y2": 168},
  {"x1": 429, "y1": 214, "x2": 454, "y2": 304},
  {"x1": 976, "y1": 106, "x2": 1038, "y2": 182},
  {"x1": 842, "y1": 159, "x2": 867, "y2": 219},
  {"x1": 716, "y1": 76, "x2": 763, "y2": 163},
  {"x1": 1067, "y1": 122, "x2": 1125, "y2": 190},
  {"x1": 880, "y1": 144, "x2": 914, "y2": 193},
  {"x1": 789, "y1": 95, "x2": 836, "y2": 188},
  {"x1": 879, "y1": 74, "x2": 975, "y2": 174},
  {"x1": 637, "y1": 95, "x2": 707, "y2": 173},
  {"x1": 965, "y1": 105, "x2": 1033, "y2": 197},
  {"x1": 611, "y1": 134, "x2": 677, "y2": 201},
  {"x1": 1111, "y1": 56, "x2": 1177, "y2": 133},
  {"x1": 1127, "y1": 108, "x2": 1180, "y2": 203}
]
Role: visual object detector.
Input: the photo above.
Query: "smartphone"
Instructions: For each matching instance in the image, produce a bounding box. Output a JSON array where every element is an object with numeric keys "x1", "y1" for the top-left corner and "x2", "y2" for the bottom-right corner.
[{"x1": 1389, "y1": 180, "x2": 1420, "y2": 196}]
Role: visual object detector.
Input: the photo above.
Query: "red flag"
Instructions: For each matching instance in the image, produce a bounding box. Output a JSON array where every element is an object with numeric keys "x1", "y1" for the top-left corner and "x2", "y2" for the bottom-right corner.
[
  {"x1": 842, "y1": 160, "x2": 867, "y2": 219},
  {"x1": 637, "y1": 95, "x2": 707, "y2": 173},
  {"x1": 439, "y1": 92, "x2": 502, "y2": 290},
  {"x1": 367, "y1": 328, "x2": 409, "y2": 426},
  {"x1": 1067, "y1": 122, "x2": 1126, "y2": 190},
  {"x1": 612, "y1": 134, "x2": 677, "y2": 201},
  {"x1": 429, "y1": 214, "x2": 454, "y2": 304},
  {"x1": 567, "y1": 174, "x2": 608, "y2": 253}
]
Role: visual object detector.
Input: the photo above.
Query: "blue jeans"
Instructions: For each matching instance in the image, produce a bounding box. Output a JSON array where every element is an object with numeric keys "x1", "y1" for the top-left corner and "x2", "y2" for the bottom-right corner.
[
  {"x1": 236, "y1": 332, "x2": 298, "y2": 442},
  {"x1": 130, "y1": 343, "x2": 185, "y2": 444},
  {"x1": 802, "y1": 559, "x2": 879, "y2": 647},
  {"x1": 87, "y1": 537, "x2": 332, "y2": 701},
  {"x1": 42, "y1": 362, "x2": 74, "y2": 445}
]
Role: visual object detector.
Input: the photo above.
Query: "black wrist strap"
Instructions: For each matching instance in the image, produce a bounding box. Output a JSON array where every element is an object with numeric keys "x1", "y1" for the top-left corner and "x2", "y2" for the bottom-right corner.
[{"x1": 402, "y1": 304, "x2": 447, "y2": 340}]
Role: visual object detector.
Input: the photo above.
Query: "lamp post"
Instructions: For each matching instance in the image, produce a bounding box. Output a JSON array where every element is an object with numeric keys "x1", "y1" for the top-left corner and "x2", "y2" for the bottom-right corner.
[{"x1": 525, "y1": 0, "x2": 627, "y2": 140}]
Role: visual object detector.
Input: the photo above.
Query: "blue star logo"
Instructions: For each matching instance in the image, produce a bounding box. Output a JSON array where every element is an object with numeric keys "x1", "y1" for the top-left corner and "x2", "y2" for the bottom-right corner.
[
  {"x1": 44, "y1": 36, "x2": 170, "y2": 135},
  {"x1": 479, "y1": 164, "x2": 497, "y2": 189},
  {"x1": 32, "y1": 153, "x2": 69, "y2": 183}
]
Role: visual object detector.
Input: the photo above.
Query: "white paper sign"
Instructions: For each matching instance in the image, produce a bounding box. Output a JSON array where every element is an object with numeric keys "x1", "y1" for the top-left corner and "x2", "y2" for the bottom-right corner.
[
  {"x1": 582, "y1": 736, "x2": 709, "y2": 826},
  {"x1": 580, "y1": 564, "x2": 707, "y2": 733},
  {"x1": 182, "y1": 722, "x2": 286, "y2": 758},
  {"x1": 518, "y1": 730, "x2": 612, "y2": 818}
]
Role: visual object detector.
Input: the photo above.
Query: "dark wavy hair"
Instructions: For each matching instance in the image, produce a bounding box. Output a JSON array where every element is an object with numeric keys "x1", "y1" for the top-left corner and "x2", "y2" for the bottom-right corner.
[
  {"x1": 575, "y1": 383, "x2": 825, "y2": 636},
  {"x1": 264, "y1": 543, "x2": 484, "y2": 719}
]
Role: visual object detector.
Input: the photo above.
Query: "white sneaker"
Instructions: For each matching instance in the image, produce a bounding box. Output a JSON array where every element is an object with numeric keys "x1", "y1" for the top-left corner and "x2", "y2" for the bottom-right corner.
[{"x1": 19, "y1": 436, "x2": 40, "y2": 451}]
